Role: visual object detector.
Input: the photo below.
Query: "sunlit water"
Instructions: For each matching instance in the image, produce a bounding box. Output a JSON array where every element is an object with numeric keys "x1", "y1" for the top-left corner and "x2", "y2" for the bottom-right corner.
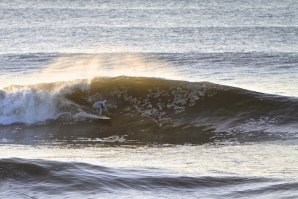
[{"x1": 0, "y1": 0, "x2": 298, "y2": 198}]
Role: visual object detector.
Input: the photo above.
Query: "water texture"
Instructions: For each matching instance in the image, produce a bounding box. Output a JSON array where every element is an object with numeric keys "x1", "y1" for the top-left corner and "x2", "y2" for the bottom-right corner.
[{"x1": 0, "y1": 0, "x2": 297, "y2": 198}]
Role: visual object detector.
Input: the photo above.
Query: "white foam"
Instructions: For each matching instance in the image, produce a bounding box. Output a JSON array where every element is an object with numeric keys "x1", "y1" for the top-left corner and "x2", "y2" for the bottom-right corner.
[
  {"x1": 0, "y1": 88, "x2": 57, "y2": 125},
  {"x1": 0, "y1": 79, "x2": 91, "y2": 125},
  {"x1": 73, "y1": 111, "x2": 99, "y2": 121}
]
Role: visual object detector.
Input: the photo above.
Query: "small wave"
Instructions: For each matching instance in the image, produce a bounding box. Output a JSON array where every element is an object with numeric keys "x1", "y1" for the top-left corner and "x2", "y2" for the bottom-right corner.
[
  {"x1": 0, "y1": 77, "x2": 298, "y2": 144},
  {"x1": 0, "y1": 158, "x2": 278, "y2": 198}
]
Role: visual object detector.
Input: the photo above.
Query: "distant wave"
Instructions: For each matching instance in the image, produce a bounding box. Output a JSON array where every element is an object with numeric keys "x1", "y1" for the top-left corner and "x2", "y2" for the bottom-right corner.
[{"x1": 0, "y1": 77, "x2": 297, "y2": 144}]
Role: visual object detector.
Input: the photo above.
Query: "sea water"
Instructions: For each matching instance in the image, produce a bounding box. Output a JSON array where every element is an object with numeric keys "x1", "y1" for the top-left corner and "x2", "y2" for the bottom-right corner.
[{"x1": 0, "y1": 0, "x2": 298, "y2": 198}]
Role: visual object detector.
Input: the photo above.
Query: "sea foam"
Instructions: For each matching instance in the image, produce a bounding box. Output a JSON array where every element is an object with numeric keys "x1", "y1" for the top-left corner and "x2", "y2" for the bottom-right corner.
[{"x1": 0, "y1": 88, "x2": 57, "y2": 125}]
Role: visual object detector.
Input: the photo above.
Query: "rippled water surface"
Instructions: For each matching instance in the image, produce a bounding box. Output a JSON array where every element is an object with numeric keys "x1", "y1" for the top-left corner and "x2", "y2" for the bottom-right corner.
[
  {"x1": 1, "y1": 0, "x2": 298, "y2": 198},
  {"x1": 1, "y1": 143, "x2": 298, "y2": 198}
]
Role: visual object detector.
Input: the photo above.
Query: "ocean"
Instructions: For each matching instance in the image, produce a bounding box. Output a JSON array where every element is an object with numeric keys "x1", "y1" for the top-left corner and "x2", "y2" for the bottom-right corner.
[{"x1": 0, "y1": 0, "x2": 298, "y2": 198}]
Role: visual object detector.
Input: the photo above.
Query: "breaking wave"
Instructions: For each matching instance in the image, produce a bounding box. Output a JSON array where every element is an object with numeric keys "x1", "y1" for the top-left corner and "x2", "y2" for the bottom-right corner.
[{"x1": 1, "y1": 76, "x2": 298, "y2": 144}]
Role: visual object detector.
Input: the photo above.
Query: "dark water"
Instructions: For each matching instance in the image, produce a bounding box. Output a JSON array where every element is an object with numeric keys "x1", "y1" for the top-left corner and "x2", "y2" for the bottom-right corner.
[{"x1": 1, "y1": 0, "x2": 298, "y2": 198}]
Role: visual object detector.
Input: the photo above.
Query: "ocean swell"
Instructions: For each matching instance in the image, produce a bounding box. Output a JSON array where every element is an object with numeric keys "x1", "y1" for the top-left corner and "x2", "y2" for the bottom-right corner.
[{"x1": 0, "y1": 158, "x2": 278, "y2": 198}]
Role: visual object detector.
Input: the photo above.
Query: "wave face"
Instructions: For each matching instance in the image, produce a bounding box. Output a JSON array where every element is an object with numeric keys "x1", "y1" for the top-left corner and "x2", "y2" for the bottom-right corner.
[{"x1": 0, "y1": 77, "x2": 298, "y2": 144}]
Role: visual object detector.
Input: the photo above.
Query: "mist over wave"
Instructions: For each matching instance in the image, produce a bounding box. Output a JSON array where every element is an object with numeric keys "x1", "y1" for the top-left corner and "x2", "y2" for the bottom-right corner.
[
  {"x1": 0, "y1": 43, "x2": 297, "y2": 145},
  {"x1": 0, "y1": 53, "x2": 181, "y2": 88}
]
